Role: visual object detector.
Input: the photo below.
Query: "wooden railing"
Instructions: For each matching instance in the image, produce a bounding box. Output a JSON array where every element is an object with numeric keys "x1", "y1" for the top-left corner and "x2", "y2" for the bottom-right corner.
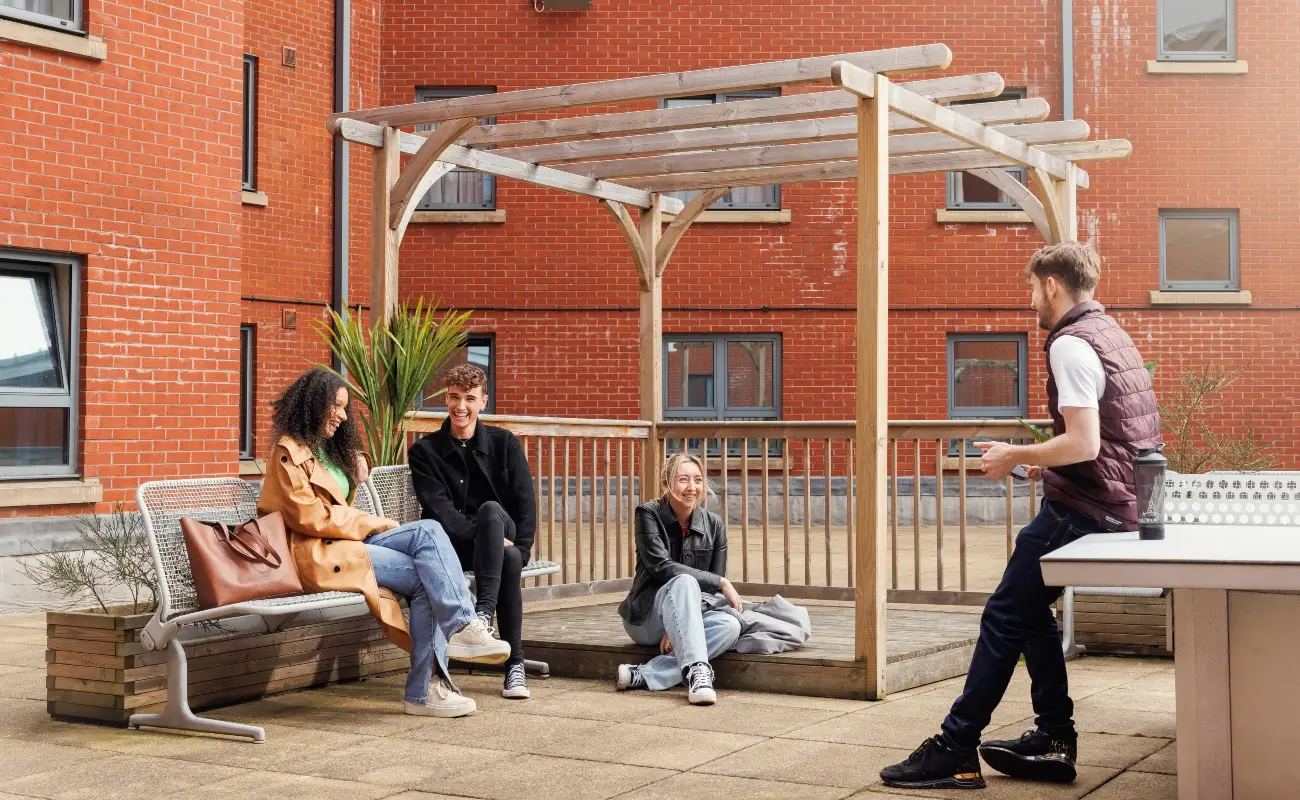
[{"x1": 405, "y1": 413, "x2": 1049, "y2": 602}]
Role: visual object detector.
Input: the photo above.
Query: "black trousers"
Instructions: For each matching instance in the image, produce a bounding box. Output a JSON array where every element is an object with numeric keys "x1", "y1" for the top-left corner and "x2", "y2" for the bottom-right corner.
[{"x1": 453, "y1": 501, "x2": 524, "y2": 667}]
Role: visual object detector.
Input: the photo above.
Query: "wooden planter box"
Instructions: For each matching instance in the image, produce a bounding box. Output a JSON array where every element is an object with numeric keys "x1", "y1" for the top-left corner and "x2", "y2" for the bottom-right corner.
[
  {"x1": 1060, "y1": 593, "x2": 1174, "y2": 658},
  {"x1": 46, "y1": 605, "x2": 410, "y2": 726}
]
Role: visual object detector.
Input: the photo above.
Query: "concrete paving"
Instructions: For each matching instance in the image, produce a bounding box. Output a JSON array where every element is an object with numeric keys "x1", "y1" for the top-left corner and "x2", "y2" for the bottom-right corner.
[{"x1": 0, "y1": 610, "x2": 1175, "y2": 800}]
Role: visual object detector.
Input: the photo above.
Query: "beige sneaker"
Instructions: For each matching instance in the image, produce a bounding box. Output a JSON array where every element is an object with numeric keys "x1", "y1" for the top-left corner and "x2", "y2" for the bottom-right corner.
[
  {"x1": 403, "y1": 677, "x2": 476, "y2": 718},
  {"x1": 447, "y1": 616, "x2": 511, "y2": 664}
]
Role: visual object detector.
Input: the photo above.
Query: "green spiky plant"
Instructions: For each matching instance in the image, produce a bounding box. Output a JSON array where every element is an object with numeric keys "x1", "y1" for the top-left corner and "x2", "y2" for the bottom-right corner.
[{"x1": 320, "y1": 299, "x2": 471, "y2": 466}]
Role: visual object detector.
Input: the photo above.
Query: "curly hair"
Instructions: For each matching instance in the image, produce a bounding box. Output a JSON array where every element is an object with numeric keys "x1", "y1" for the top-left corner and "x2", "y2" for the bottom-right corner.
[
  {"x1": 444, "y1": 363, "x2": 488, "y2": 393},
  {"x1": 269, "y1": 368, "x2": 362, "y2": 490}
]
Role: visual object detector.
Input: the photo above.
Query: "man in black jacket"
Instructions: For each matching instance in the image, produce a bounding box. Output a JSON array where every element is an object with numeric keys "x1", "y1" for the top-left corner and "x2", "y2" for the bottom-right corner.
[{"x1": 408, "y1": 364, "x2": 537, "y2": 699}]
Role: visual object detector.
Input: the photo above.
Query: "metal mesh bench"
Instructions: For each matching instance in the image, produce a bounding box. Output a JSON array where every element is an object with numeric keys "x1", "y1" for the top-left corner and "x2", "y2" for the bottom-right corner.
[
  {"x1": 1061, "y1": 471, "x2": 1300, "y2": 657},
  {"x1": 130, "y1": 479, "x2": 368, "y2": 743},
  {"x1": 366, "y1": 464, "x2": 561, "y2": 676}
]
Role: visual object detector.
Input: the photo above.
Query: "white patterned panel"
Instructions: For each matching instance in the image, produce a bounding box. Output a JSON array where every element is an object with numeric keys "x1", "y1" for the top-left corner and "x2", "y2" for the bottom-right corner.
[{"x1": 1164, "y1": 472, "x2": 1300, "y2": 526}]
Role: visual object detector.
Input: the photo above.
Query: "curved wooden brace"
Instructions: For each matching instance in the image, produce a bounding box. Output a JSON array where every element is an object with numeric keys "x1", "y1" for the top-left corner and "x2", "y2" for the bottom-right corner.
[
  {"x1": 1027, "y1": 167, "x2": 1066, "y2": 244},
  {"x1": 389, "y1": 117, "x2": 478, "y2": 231},
  {"x1": 656, "y1": 187, "x2": 729, "y2": 277},
  {"x1": 599, "y1": 199, "x2": 652, "y2": 289},
  {"x1": 968, "y1": 167, "x2": 1051, "y2": 243},
  {"x1": 393, "y1": 162, "x2": 456, "y2": 245}
]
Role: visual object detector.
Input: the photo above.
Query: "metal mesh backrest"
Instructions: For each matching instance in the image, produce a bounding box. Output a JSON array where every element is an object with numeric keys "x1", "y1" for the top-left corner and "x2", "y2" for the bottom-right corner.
[
  {"x1": 138, "y1": 478, "x2": 261, "y2": 621},
  {"x1": 369, "y1": 465, "x2": 422, "y2": 524},
  {"x1": 1165, "y1": 472, "x2": 1300, "y2": 526},
  {"x1": 352, "y1": 482, "x2": 379, "y2": 515}
]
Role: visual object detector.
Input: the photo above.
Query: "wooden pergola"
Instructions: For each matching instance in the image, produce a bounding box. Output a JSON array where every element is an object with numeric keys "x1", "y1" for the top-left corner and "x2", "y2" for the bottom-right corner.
[{"x1": 329, "y1": 44, "x2": 1129, "y2": 699}]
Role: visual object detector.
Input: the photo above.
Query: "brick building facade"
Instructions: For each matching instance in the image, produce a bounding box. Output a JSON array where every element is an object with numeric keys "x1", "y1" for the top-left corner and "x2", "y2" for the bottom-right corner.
[{"x1": 2, "y1": 0, "x2": 1296, "y2": 519}]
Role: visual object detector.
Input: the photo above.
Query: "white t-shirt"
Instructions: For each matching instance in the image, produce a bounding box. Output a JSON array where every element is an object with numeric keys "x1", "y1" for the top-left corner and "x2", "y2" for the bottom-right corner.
[{"x1": 1050, "y1": 335, "x2": 1106, "y2": 409}]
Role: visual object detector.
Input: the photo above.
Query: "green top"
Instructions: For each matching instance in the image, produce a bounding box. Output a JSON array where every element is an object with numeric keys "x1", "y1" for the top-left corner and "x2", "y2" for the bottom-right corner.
[{"x1": 314, "y1": 448, "x2": 350, "y2": 501}]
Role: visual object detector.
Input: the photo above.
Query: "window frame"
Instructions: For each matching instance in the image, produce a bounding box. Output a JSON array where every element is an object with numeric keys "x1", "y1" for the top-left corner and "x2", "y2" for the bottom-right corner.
[
  {"x1": 238, "y1": 324, "x2": 255, "y2": 459},
  {"x1": 0, "y1": 249, "x2": 81, "y2": 479},
  {"x1": 1157, "y1": 0, "x2": 1236, "y2": 62},
  {"x1": 662, "y1": 334, "x2": 782, "y2": 421},
  {"x1": 419, "y1": 334, "x2": 496, "y2": 414},
  {"x1": 242, "y1": 55, "x2": 259, "y2": 192},
  {"x1": 414, "y1": 87, "x2": 496, "y2": 211},
  {"x1": 946, "y1": 89, "x2": 1027, "y2": 211},
  {"x1": 946, "y1": 333, "x2": 1028, "y2": 420},
  {"x1": 1159, "y1": 209, "x2": 1240, "y2": 291},
  {"x1": 660, "y1": 90, "x2": 782, "y2": 211},
  {"x1": 0, "y1": 1, "x2": 83, "y2": 34}
]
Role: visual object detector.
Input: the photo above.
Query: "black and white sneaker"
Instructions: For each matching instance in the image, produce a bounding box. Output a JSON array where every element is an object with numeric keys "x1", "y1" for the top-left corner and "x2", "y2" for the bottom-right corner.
[
  {"x1": 616, "y1": 664, "x2": 647, "y2": 691},
  {"x1": 477, "y1": 611, "x2": 496, "y2": 633},
  {"x1": 685, "y1": 662, "x2": 716, "y2": 705},
  {"x1": 979, "y1": 729, "x2": 1078, "y2": 783},
  {"x1": 501, "y1": 663, "x2": 530, "y2": 700},
  {"x1": 880, "y1": 736, "x2": 986, "y2": 790}
]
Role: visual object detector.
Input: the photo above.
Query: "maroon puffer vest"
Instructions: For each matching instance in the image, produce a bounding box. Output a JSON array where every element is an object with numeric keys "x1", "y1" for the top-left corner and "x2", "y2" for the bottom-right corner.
[{"x1": 1043, "y1": 301, "x2": 1161, "y2": 529}]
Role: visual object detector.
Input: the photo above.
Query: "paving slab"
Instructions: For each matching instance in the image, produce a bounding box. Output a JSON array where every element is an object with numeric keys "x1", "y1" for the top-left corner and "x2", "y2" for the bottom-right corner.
[
  {"x1": 1081, "y1": 771, "x2": 1176, "y2": 800},
  {"x1": 1129, "y1": 741, "x2": 1177, "y2": 775},
  {"x1": 635, "y1": 699, "x2": 843, "y2": 737},
  {"x1": 859, "y1": 764, "x2": 1118, "y2": 799},
  {"x1": 0, "y1": 753, "x2": 245, "y2": 800},
  {"x1": 424, "y1": 753, "x2": 673, "y2": 800},
  {"x1": 168, "y1": 770, "x2": 399, "y2": 800},
  {"x1": 489, "y1": 685, "x2": 684, "y2": 722},
  {"x1": 0, "y1": 738, "x2": 111, "y2": 783},
  {"x1": 535, "y1": 721, "x2": 764, "y2": 770},
  {"x1": 782, "y1": 708, "x2": 949, "y2": 747},
  {"x1": 692, "y1": 737, "x2": 910, "y2": 790},
  {"x1": 1072, "y1": 701, "x2": 1178, "y2": 738},
  {"x1": 615, "y1": 772, "x2": 847, "y2": 800}
]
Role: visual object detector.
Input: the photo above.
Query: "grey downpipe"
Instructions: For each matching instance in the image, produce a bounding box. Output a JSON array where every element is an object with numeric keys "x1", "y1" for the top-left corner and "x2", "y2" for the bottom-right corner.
[
  {"x1": 1062, "y1": 0, "x2": 1073, "y2": 120},
  {"x1": 330, "y1": 0, "x2": 350, "y2": 370}
]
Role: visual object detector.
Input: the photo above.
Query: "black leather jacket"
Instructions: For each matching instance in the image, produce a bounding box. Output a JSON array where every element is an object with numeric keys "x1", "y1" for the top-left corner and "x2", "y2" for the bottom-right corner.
[
  {"x1": 618, "y1": 496, "x2": 727, "y2": 625},
  {"x1": 408, "y1": 419, "x2": 537, "y2": 563}
]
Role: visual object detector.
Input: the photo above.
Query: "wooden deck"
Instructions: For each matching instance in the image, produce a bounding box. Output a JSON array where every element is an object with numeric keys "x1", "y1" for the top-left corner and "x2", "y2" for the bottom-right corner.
[{"x1": 521, "y1": 599, "x2": 981, "y2": 700}]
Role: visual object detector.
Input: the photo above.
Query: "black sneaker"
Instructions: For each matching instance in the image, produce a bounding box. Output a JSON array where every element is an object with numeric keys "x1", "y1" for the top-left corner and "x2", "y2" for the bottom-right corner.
[
  {"x1": 880, "y1": 736, "x2": 986, "y2": 790},
  {"x1": 979, "y1": 729, "x2": 1078, "y2": 783},
  {"x1": 684, "y1": 662, "x2": 716, "y2": 705}
]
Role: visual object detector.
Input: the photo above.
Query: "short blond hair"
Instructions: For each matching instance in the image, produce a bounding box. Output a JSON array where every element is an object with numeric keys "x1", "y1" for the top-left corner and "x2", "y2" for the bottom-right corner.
[{"x1": 661, "y1": 452, "x2": 714, "y2": 499}]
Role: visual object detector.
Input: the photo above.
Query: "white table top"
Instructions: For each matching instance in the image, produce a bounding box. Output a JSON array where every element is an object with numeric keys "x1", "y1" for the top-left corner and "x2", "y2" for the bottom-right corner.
[{"x1": 1040, "y1": 524, "x2": 1300, "y2": 592}]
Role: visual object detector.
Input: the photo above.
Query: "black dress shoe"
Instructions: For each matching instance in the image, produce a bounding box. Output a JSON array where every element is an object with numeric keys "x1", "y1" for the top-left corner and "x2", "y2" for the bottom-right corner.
[
  {"x1": 979, "y1": 729, "x2": 1078, "y2": 783},
  {"x1": 880, "y1": 735, "x2": 986, "y2": 790}
]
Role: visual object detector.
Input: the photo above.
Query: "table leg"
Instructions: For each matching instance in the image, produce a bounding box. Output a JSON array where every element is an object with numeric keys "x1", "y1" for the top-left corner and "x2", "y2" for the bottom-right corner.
[{"x1": 1174, "y1": 588, "x2": 1232, "y2": 799}]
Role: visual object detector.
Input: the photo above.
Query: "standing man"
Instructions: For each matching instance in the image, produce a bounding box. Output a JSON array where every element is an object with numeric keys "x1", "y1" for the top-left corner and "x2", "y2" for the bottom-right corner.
[
  {"x1": 880, "y1": 242, "x2": 1160, "y2": 790},
  {"x1": 409, "y1": 363, "x2": 538, "y2": 700}
]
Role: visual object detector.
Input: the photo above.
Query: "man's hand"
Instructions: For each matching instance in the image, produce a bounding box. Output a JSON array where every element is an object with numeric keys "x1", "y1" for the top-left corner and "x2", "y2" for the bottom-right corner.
[
  {"x1": 974, "y1": 441, "x2": 1023, "y2": 482},
  {"x1": 659, "y1": 633, "x2": 673, "y2": 655},
  {"x1": 719, "y1": 577, "x2": 744, "y2": 612},
  {"x1": 504, "y1": 539, "x2": 514, "y2": 547},
  {"x1": 1026, "y1": 465, "x2": 1044, "y2": 482},
  {"x1": 354, "y1": 453, "x2": 371, "y2": 486}
]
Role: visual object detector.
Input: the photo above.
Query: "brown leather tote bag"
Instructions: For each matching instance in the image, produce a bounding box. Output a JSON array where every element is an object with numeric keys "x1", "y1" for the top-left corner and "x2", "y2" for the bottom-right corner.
[{"x1": 180, "y1": 512, "x2": 303, "y2": 609}]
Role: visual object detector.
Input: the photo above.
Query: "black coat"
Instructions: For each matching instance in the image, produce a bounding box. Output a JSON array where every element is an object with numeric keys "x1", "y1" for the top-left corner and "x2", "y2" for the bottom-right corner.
[
  {"x1": 408, "y1": 419, "x2": 537, "y2": 563},
  {"x1": 618, "y1": 496, "x2": 727, "y2": 625}
]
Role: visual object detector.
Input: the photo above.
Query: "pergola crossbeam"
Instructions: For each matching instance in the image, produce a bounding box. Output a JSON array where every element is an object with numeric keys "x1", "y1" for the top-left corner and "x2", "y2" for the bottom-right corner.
[
  {"x1": 331, "y1": 45, "x2": 952, "y2": 129},
  {"x1": 497, "y1": 97, "x2": 1048, "y2": 166}
]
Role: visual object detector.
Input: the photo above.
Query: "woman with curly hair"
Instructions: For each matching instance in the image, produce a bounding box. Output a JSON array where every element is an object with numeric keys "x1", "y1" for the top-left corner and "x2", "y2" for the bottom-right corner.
[{"x1": 257, "y1": 368, "x2": 509, "y2": 718}]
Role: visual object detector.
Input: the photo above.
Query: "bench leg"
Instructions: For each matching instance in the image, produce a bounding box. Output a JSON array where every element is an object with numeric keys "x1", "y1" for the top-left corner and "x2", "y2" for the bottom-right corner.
[
  {"x1": 128, "y1": 638, "x2": 267, "y2": 744},
  {"x1": 523, "y1": 658, "x2": 550, "y2": 678},
  {"x1": 1061, "y1": 587, "x2": 1086, "y2": 661}
]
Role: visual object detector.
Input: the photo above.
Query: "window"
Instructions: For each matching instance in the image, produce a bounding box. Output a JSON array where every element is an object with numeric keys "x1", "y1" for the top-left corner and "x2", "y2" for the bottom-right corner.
[
  {"x1": 239, "y1": 325, "x2": 255, "y2": 459},
  {"x1": 661, "y1": 91, "x2": 782, "y2": 211},
  {"x1": 947, "y1": 334, "x2": 1027, "y2": 419},
  {"x1": 946, "y1": 89, "x2": 1027, "y2": 210},
  {"x1": 1158, "y1": 0, "x2": 1235, "y2": 61},
  {"x1": 242, "y1": 55, "x2": 258, "y2": 192},
  {"x1": 415, "y1": 88, "x2": 495, "y2": 211},
  {"x1": 0, "y1": 250, "x2": 79, "y2": 478},
  {"x1": 1160, "y1": 210, "x2": 1239, "y2": 290},
  {"x1": 420, "y1": 335, "x2": 495, "y2": 414},
  {"x1": 0, "y1": 0, "x2": 82, "y2": 32},
  {"x1": 665, "y1": 334, "x2": 780, "y2": 457}
]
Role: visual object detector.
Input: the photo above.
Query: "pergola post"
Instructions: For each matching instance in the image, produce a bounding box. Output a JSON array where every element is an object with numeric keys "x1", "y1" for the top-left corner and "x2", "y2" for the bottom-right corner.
[
  {"x1": 850, "y1": 71, "x2": 891, "y2": 699},
  {"x1": 370, "y1": 125, "x2": 401, "y2": 325},
  {"x1": 638, "y1": 197, "x2": 664, "y2": 501}
]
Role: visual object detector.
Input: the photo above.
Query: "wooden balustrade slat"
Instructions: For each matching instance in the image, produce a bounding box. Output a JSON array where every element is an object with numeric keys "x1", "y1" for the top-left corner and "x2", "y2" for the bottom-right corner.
[
  {"x1": 741, "y1": 441, "x2": 750, "y2": 583},
  {"x1": 890, "y1": 439, "x2": 899, "y2": 591},
  {"x1": 562, "y1": 439, "x2": 570, "y2": 584},
  {"x1": 913, "y1": 438, "x2": 921, "y2": 592},
  {"x1": 576, "y1": 437, "x2": 584, "y2": 583},
  {"x1": 959, "y1": 440, "x2": 968, "y2": 592},
  {"x1": 824, "y1": 438, "x2": 832, "y2": 587},
  {"x1": 1006, "y1": 475, "x2": 1014, "y2": 560},
  {"x1": 604, "y1": 439, "x2": 611, "y2": 581},
  {"x1": 803, "y1": 439, "x2": 812, "y2": 586},
  {"x1": 847, "y1": 439, "x2": 855, "y2": 589},
  {"x1": 548, "y1": 437, "x2": 556, "y2": 586},
  {"x1": 616, "y1": 440, "x2": 624, "y2": 579},
  {"x1": 936, "y1": 438, "x2": 945, "y2": 592},
  {"x1": 783, "y1": 443, "x2": 791, "y2": 585},
  {"x1": 761, "y1": 438, "x2": 770, "y2": 584}
]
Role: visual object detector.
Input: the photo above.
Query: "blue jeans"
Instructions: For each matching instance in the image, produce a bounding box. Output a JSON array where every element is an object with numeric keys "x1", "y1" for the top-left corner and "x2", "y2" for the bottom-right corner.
[
  {"x1": 365, "y1": 520, "x2": 475, "y2": 703},
  {"x1": 622, "y1": 574, "x2": 741, "y2": 691},
  {"x1": 941, "y1": 499, "x2": 1105, "y2": 753}
]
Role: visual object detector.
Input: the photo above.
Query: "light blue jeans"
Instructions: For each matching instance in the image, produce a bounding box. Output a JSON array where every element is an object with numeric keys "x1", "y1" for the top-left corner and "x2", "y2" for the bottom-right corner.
[
  {"x1": 365, "y1": 520, "x2": 475, "y2": 703},
  {"x1": 622, "y1": 574, "x2": 741, "y2": 691}
]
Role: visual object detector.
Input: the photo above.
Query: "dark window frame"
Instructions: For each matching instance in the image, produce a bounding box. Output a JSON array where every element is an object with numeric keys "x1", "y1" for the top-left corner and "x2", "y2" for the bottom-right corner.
[
  {"x1": 0, "y1": 249, "x2": 81, "y2": 479},
  {"x1": 663, "y1": 334, "x2": 782, "y2": 421},
  {"x1": 1159, "y1": 209, "x2": 1240, "y2": 291},
  {"x1": 946, "y1": 333, "x2": 1029, "y2": 419},
  {"x1": 414, "y1": 87, "x2": 496, "y2": 211},
  {"x1": 238, "y1": 325, "x2": 255, "y2": 459},
  {"x1": 1157, "y1": 0, "x2": 1236, "y2": 62},
  {"x1": 660, "y1": 90, "x2": 782, "y2": 211},
  {"x1": 946, "y1": 89, "x2": 1028, "y2": 211},
  {"x1": 0, "y1": 0, "x2": 83, "y2": 33},
  {"x1": 419, "y1": 334, "x2": 496, "y2": 414},
  {"x1": 242, "y1": 55, "x2": 259, "y2": 192}
]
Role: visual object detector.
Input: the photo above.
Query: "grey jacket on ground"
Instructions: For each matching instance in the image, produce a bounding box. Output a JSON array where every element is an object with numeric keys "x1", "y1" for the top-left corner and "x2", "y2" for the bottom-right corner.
[{"x1": 706, "y1": 594, "x2": 813, "y2": 654}]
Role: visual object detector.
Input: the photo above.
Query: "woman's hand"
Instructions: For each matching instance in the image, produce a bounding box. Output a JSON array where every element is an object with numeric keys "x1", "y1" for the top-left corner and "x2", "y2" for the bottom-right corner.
[
  {"x1": 659, "y1": 633, "x2": 673, "y2": 654},
  {"x1": 354, "y1": 453, "x2": 371, "y2": 485},
  {"x1": 719, "y1": 577, "x2": 744, "y2": 611}
]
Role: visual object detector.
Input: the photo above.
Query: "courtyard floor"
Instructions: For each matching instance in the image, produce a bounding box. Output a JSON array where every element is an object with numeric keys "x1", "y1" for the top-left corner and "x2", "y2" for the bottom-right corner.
[{"x1": 0, "y1": 609, "x2": 1175, "y2": 800}]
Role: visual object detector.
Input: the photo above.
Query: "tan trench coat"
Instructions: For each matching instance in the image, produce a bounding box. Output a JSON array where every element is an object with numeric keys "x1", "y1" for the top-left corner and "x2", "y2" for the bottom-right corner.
[{"x1": 257, "y1": 436, "x2": 412, "y2": 652}]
